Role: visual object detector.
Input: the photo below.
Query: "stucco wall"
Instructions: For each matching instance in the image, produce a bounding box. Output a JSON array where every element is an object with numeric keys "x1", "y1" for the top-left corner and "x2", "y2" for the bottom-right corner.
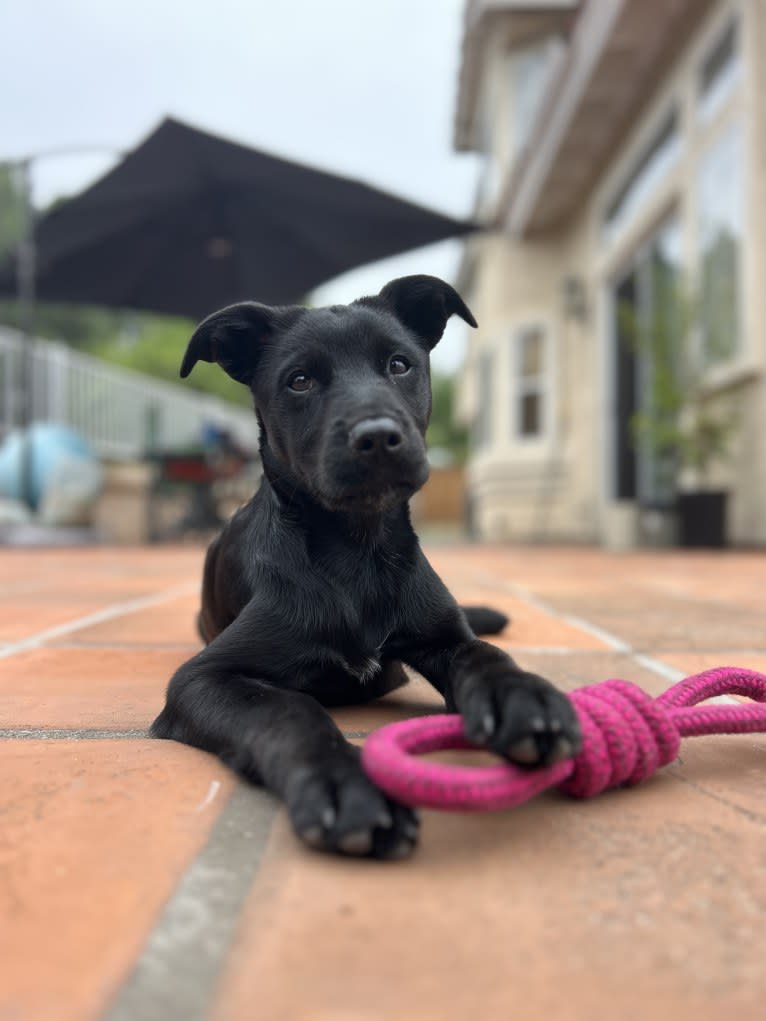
[{"x1": 462, "y1": 221, "x2": 598, "y2": 542}]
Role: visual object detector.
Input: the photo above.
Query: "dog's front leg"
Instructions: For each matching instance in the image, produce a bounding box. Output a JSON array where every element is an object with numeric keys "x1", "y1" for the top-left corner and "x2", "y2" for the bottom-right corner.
[
  {"x1": 152, "y1": 653, "x2": 418, "y2": 859},
  {"x1": 397, "y1": 626, "x2": 582, "y2": 768}
]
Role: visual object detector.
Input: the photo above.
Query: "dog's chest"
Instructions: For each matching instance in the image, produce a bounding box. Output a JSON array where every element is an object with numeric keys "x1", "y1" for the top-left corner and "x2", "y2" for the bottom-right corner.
[
  {"x1": 337, "y1": 649, "x2": 386, "y2": 684},
  {"x1": 322, "y1": 567, "x2": 400, "y2": 682},
  {"x1": 334, "y1": 598, "x2": 396, "y2": 682}
]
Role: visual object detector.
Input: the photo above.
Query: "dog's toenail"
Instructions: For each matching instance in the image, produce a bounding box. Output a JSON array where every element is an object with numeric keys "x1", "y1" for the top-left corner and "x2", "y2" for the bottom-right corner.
[
  {"x1": 482, "y1": 712, "x2": 495, "y2": 736},
  {"x1": 509, "y1": 737, "x2": 539, "y2": 764},
  {"x1": 302, "y1": 826, "x2": 324, "y2": 848},
  {"x1": 556, "y1": 738, "x2": 575, "y2": 760},
  {"x1": 376, "y1": 808, "x2": 393, "y2": 829},
  {"x1": 531, "y1": 716, "x2": 545, "y2": 732},
  {"x1": 338, "y1": 830, "x2": 373, "y2": 855},
  {"x1": 321, "y1": 806, "x2": 336, "y2": 828},
  {"x1": 388, "y1": 839, "x2": 415, "y2": 860}
]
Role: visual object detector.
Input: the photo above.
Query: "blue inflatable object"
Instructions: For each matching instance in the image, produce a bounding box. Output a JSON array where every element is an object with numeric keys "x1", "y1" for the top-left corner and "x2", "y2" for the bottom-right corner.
[{"x1": 0, "y1": 424, "x2": 95, "y2": 510}]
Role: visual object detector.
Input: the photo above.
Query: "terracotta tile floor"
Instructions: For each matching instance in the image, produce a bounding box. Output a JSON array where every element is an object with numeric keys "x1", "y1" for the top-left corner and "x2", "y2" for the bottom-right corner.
[{"x1": 0, "y1": 543, "x2": 764, "y2": 1020}]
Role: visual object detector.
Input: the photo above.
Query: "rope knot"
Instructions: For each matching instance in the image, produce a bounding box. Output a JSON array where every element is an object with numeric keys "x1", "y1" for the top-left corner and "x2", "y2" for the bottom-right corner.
[{"x1": 558, "y1": 680, "x2": 681, "y2": 798}]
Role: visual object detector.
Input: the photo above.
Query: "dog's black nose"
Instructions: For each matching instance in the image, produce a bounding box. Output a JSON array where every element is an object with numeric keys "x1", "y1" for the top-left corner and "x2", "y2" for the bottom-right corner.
[{"x1": 348, "y1": 417, "x2": 404, "y2": 455}]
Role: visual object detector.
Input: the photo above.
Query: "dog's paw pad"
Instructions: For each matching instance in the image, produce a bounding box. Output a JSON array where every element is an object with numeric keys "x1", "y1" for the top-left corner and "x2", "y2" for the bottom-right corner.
[
  {"x1": 288, "y1": 759, "x2": 420, "y2": 860},
  {"x1": 301, "y1": 825, "x2": 325, "y2": 849},
  {"x1": 508, "y1": 737, "x2": 539, "y2": 764},
  {"x1": 387, "y1": 837, "x2": 417, "y2": 860},
  {"x1": 338, "y1": 829, "x2": 374, "y2": 855}
]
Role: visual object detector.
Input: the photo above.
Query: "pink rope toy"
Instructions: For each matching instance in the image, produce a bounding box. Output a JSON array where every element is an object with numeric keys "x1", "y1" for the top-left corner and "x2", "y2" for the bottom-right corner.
[{"x1": 361, "y1": 667, "x2": 766, "y2": 811}]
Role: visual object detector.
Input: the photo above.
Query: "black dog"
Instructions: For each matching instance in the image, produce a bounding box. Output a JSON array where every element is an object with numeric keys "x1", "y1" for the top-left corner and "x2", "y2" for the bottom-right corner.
[{"x1": 151, "y1": 275, "x2": 581, "y2": 858}]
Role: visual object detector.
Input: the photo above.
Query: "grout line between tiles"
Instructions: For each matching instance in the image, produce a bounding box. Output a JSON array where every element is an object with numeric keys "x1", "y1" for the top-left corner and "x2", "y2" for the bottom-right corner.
[
  {"x1": 104, "y1": 783, "x2": 277, "y2": 1021},
  {"x1": 44, "y1": 642, "x2": 203, "y2": 651},
  {"x1": 0, "y1": 727, "x2": 370, "y2": 741},
  {"x1": 0, "y1": 582, "x2": 199, "y2": 661},
  {"x1": 0, "y1": 728, "x2": 150, "y2": 740},
  {"x1": 467, "y1": 569, "x2": 741, "y2": 703}
]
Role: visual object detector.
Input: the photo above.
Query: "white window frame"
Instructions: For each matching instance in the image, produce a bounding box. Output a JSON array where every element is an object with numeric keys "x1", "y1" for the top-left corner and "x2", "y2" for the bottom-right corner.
[
  {"x1": 696, "y1": 12, "x2": 742, "y2": 125},
  {"x1": 695, "y1": 116, "x2": 745, "y2": 367},
  {"x1": 512, "y1": 324, "x2": 551, "y2": 442},
  {"x1": 601, "y1": 104, "x2": 682, "y2": 250},
  {"x1": 690, "y1": 7, "x2": 747, "y2": 373},
  {"x1": 473, "y1": 349, "x2": 494, "y2": 450}
]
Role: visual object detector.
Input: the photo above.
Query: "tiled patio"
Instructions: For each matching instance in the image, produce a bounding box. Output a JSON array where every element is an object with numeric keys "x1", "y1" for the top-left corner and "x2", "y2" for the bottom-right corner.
[{"x1": 1, "y1": 544, "x2": 764, "y2": 1020}]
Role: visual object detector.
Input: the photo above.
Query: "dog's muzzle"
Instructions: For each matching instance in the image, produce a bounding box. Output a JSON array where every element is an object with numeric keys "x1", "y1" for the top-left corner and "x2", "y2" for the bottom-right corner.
[{"x1": 318, "y1": 414, "x2": 428, "y2": 510}]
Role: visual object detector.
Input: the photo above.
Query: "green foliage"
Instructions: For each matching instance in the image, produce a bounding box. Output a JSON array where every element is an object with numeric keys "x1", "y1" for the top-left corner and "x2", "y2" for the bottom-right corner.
[
  {"x1": 620, "y1": 264, "x2": 739, "y2": 488},
  {"x1": 426, "y1": 372, "x2": 468, "y2": 464},
  {"x1": 0, "y1": 300, "x2": 249, "y2": 411},
  {"x1": 90, "y1": 317, "x2": 252, "y2": 407},
  {"x1": 0, "y1": 299, "x2": 132, "y2": 350}
]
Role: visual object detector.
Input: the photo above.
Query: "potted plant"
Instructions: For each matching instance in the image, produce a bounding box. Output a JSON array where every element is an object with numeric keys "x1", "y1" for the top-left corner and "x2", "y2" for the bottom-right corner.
[{"x1": 620, "y1": 270, "x2": 739, "y2": 548}]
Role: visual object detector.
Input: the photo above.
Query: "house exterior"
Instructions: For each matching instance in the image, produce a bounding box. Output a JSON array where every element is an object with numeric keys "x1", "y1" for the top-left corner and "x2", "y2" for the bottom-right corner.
[{"x1": 453, "y1": 0, "x2": 766, "y2": 547}]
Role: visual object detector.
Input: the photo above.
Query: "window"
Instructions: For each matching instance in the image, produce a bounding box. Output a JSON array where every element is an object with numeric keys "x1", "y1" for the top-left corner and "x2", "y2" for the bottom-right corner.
[
  {"x1": 474, "y1": 351, "x2": 493, "y2": 448},
  {"x1": 475, "y1": 95, "x2": 503, "y2": 213},
  {"x1": 515, "y1": 327, "x2": 547, "y2": 438},
  {"x1": 698, "y1": 17, "x2": 741, "y2": 123},
  {"x1": 476, "y1": 154, "x2": 503, "y2": 214},
  {"x1": 514, "y1": 51, "x2": 547, "y2": 152},
  {"x1": 698, "y1": 120, "x2": 744, "y2": 363},
  {"x1": 603, "y1": 111, "x2": 681, "y2": 245},
  {"x1": 509, "y1": 41, "x2": 558, "y2": 159}
]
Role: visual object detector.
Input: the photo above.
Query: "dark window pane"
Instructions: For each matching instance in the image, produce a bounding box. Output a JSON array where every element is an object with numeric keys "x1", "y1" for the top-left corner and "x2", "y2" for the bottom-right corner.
[{"x1": 520, "y1": 392, "x2": 541, "y2": 436}]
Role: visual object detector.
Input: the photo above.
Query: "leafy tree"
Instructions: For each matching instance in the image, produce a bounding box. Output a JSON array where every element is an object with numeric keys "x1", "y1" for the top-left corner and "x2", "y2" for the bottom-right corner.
[
  {"x1": 90, "y1": 316, "x2": 252, "y2": 407},
  {"x1": 426, "y1": 372, "x2": 468, "y2": 464},
  {"x1": 0, "y1": 299, "x2": 130, "y2": 349}
]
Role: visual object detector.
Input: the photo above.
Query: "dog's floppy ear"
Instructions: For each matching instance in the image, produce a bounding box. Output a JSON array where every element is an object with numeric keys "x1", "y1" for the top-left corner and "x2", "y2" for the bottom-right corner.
[
  {"x1": 180, "y1": 302, "x2": 287, "y2": 384},
  {"x1": 376, "y1": 275, "x2": 477, "y2": 349}
]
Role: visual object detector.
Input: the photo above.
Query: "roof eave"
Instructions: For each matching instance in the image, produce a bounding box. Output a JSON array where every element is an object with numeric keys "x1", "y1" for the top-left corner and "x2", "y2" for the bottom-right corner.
[{"x1": 505, "y1": 0, "x2": 716, "y2": 237}]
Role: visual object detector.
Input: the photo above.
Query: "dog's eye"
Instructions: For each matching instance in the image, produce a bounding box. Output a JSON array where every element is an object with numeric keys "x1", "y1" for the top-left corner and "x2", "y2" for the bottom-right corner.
[
  {"x1": 287, "y1": 372, "x2": 314, "y2": 393},
  {"x1": 389, "y1": 357, "x2": 410, "y2": 376}
]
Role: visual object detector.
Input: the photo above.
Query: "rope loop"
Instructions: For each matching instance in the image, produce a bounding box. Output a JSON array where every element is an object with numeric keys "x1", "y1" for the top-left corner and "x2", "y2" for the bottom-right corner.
[{"x1": 360, "y1": 666, "x2": 766, "y2": 812}]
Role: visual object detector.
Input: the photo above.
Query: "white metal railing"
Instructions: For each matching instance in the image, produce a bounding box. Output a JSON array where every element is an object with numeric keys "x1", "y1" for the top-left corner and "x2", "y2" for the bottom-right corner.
[{"x1": 0, "y1": 327, "x2": 259, "y2": 458}]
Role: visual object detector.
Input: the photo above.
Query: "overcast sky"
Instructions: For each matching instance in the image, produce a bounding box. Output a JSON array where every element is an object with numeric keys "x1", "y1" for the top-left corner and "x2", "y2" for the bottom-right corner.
[{"x1": 2, "y1": 0, "x2": 480, "y2": 370}]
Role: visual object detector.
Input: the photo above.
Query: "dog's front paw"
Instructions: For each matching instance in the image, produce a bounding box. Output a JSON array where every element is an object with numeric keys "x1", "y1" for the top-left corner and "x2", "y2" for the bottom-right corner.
[
  {"x1": 286, "y1": 753, "x2": 419, "y2": 860},
  {"x1": 459, "y1": 670, "x2": 581, "y2": 768}
]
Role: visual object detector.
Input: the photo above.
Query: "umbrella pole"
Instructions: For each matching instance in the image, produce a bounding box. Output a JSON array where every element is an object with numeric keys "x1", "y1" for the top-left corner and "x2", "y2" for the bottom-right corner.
[
  {"x1": 16, "y1": 158, "x2": 36, "y2": 509},
  {"x1": 4, "y1": 144, "x2": 122, "y2": 515}
]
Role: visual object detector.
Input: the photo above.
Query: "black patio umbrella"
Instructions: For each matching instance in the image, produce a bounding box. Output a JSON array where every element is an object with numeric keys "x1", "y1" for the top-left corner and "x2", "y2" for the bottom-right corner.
[{"x1": 0, "y1": 117, "x2": 475, "y2": 319}]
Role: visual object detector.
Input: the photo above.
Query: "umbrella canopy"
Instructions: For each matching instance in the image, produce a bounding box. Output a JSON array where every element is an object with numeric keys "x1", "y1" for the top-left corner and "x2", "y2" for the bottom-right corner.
[{"x1": 0, "y1": 118, "x2": 474, "y2": 319}]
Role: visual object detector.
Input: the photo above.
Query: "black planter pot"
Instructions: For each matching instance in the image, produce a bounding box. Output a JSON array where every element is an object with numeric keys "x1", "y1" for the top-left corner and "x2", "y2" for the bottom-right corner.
[{"x1": 677, "y1": 490, "x2": 728, "y2": 548}]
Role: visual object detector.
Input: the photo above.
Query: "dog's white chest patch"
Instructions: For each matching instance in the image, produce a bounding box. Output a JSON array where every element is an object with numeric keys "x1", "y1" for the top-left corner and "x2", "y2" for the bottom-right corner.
[{"x1": 354, "y1": 656, "x2": 382, "y2": 683}]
